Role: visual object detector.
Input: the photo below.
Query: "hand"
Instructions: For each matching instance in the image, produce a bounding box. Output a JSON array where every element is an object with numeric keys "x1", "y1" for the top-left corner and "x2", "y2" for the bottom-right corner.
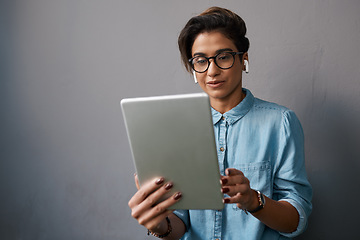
[
  {"x1": 128, "y1": 174, "x2": 182, "y2": 233},
  {"x1": 220, "y1": 168, "x2": 258, "y2": 211}
]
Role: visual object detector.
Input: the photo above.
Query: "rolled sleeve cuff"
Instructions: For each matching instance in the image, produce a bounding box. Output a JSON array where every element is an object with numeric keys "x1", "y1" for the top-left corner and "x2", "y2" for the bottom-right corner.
[
  {"x1": 173, "y1": 210, "x2": 190, "y2": 231},
  {"x1": 279, "y1": 199, "x2": 308, "y2": 238}
]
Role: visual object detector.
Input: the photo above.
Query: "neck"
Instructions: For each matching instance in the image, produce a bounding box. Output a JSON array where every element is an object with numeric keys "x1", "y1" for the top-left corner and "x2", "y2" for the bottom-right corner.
[{"x1": 210, "y1": 90, "x2": 246, "y2": 114}]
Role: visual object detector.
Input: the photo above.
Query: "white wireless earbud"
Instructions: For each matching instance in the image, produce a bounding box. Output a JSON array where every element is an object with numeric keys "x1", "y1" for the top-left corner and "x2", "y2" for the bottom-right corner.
[
  {"x1": 244, "y1": 60, "x2": 249, "y2": 73},
  {"x1": 193, "y1": 71, "x2": 198, "y2": 84}
]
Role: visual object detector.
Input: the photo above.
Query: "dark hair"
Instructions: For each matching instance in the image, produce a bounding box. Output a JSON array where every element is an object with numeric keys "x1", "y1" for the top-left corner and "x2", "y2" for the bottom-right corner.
[{"x1": 178, "y1": 6, "x2": 250, "y2": 73}]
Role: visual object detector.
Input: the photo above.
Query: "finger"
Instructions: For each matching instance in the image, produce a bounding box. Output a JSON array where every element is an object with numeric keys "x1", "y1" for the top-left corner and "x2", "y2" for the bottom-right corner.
[
  {"x1": 225, "y1": 168, "x2": 244, "y2": 176},
  {"x1": 138, "y1": 192, "x2": 182, "y2": 227},
  {"x1": 223, "y1": 187, "x2": 256, "y2": 209},
  {"x1": 222, "y1": 182, "x2": 250, "y2": 197},
  {"x1": 220, "y1": 168, "x2": 245, "y2": 186},
  {"x1": 223, "y1": 192, "x2": 242, "y2": 204},
  {"x1": 128, "y1": 177, "x2": 165, "y2": 208},
  {"x1": 140, "y1": 182, "x2": 174, "y2": 210},
  {"x1": 142, "y1": 210, "x2": 174, "y2": 231},
  {"x1": 131, "y1": 181, "x2": 175, "y2": 219},
  {"x1": 221, "y1": 174, "x2": 248, "y2": 186}
]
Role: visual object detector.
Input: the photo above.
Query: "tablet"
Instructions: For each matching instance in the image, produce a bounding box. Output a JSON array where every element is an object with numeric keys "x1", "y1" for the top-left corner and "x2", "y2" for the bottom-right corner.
[{"x1": 121, "y1": 93, "x2": 224, "y2": 210}]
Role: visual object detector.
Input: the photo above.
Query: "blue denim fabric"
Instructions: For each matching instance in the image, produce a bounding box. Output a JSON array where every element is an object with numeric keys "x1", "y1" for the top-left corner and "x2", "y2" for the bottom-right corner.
[{"x1": 174, "y1": 89, "x2": 312, "y2": 240}]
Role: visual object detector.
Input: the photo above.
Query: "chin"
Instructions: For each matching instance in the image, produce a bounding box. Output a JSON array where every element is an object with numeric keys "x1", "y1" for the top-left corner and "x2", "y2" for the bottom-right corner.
[{"x1": 207, "y1": 92, "x2": 229, "y2": 100}]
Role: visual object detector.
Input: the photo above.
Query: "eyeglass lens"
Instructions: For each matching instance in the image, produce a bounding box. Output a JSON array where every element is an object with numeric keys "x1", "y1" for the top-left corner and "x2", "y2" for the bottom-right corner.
[{"x1": 191, "y1": 52, "x2": 235, "y2": 73}]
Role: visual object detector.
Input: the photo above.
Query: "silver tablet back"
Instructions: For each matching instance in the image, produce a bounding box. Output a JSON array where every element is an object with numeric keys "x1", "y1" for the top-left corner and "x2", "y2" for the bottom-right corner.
[{"x1": 121, "y1": 93, "x2": 224, "y2": 210}]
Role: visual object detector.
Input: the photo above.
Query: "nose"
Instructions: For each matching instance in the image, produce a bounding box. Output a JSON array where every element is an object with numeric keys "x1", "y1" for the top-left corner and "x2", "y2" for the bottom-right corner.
[{"x1": 207, "y1": 58, "x2": 221, "y2": 77}]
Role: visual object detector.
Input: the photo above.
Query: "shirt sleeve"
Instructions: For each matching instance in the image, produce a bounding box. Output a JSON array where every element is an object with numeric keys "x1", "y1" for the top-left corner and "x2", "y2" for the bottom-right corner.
[
  {"x1": 273, "y1": 110, "x2": 313, "y2": 238},
  {"x1": 173, "y1": 210, "x2": 190, "y2": 231}
]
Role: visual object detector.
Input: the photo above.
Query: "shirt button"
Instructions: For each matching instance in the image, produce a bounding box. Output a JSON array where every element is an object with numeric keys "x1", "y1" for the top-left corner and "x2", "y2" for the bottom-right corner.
[{"x1": 220, "y1": 147, "x2": 225, "y2": 152}]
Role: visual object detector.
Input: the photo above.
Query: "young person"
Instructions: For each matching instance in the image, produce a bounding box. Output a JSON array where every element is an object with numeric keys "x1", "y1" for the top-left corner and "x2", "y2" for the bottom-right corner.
[{"x1": 128, "y1": 7, "x2": 312, "y2": 239}]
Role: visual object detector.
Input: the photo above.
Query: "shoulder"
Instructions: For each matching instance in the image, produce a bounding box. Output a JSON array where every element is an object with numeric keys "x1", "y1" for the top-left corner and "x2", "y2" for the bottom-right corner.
[
  {"x1": 248, "y1": 97, "x2": 302, "y2": 131},
  {"x1": 253, "y1": 97, "x2": 290, "y2": 114},
  {"x1": 241, "y1": 89, "x2": 301, "y2": 128},
  {"x1": 250, "y1": 97, "x2": 296, "y2": 120}
]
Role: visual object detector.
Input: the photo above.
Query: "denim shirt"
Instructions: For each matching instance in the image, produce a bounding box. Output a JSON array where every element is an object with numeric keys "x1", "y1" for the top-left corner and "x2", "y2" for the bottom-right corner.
[{"x1": 174, "y1": 89, "x2": 312, "y2": 240}]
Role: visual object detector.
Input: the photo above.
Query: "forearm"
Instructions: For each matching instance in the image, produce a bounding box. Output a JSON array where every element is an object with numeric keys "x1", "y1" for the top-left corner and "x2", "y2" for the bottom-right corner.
[
  {"x1": 251, "y1": 195, "x2": 299, "y2": 233},
  {"x1": 151, "y1": 213, "x2": 186, "y2": 240}
]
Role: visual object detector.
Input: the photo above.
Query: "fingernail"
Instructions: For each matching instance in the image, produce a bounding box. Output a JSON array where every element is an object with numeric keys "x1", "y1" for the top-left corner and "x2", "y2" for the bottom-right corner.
[
  {"x1": 223, "y1": 198, "x2": 230, "y2": 203},
  {"x1": 226, "y1": 169, "x2": 231, "y2": 175},
  {"x1": 164, "y1": 182, "x2": 173, "y2": 190},
  {"x1": 221, "y1": 179, "x2": 228, "y2": 185},
  {"x1": 221, "y1": 188, "x2": 229, "y2": 193},
  {"x1": 174, "y1": 192, "x2": 182, "y2": 200},
  {"x1": 155, "y1": 178, "x2": 164, "y2": 185}
]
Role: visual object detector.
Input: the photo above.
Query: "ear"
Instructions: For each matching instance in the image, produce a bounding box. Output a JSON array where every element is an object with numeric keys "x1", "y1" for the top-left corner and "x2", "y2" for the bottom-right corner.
[{"x1": 242, "y1": 52, "x2": 249, "y2": 61}]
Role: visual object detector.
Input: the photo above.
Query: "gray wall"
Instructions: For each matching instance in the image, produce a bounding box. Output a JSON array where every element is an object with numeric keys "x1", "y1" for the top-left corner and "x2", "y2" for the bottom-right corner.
[{"x1": 1, "y1": 0, "x2": 360, "y2": 239}]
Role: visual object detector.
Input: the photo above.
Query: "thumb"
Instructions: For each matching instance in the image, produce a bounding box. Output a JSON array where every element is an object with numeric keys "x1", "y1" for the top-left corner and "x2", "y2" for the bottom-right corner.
[{"x1": 134, "y1": 173, "x2": 140, "y2": 190}]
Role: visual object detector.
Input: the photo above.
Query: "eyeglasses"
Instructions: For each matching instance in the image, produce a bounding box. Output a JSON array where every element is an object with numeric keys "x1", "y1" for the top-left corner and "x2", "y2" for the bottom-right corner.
[{"x1": 189, "y1": 51, "x2": 243, "y2": 73}]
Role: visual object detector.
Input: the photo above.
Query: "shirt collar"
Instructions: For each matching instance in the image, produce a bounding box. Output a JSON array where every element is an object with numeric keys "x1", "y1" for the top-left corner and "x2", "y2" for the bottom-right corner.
[{"x1": 211, "y1": 88, "x2": 254, "y2": 125}]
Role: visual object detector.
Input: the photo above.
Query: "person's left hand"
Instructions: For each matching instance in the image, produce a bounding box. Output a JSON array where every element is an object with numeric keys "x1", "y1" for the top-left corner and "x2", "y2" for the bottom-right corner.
[{"x1": 220, "y1": 168, "x2": 258, "y2": 211}]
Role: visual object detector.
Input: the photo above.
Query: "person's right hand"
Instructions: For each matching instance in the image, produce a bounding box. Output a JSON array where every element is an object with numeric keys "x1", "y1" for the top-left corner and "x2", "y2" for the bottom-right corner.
[{"x1": 128, "y1": 174, "x2": 182, "y2": 233}]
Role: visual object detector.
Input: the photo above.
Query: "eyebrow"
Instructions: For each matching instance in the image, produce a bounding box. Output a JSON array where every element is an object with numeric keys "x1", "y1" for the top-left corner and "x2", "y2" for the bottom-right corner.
[{"x1": 193, "y1": 48, "x2": 234, "y2": 57}]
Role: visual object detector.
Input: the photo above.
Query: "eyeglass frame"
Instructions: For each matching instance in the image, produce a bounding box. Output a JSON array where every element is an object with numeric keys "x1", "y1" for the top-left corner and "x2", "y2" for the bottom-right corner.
[{"x1": 188, "y1": 51, "x2": 244, "y2": 73}]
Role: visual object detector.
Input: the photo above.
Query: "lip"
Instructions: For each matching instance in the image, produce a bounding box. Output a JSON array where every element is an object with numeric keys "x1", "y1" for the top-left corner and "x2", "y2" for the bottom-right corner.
[{"x1": 206, "y1": 80, "x2": 225, "y2": 88}]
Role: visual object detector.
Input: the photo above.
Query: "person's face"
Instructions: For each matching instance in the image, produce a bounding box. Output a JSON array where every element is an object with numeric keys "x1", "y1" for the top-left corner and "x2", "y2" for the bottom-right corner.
[{"x1": 191, "y1": 31, "x2": 247, "y2": 111}]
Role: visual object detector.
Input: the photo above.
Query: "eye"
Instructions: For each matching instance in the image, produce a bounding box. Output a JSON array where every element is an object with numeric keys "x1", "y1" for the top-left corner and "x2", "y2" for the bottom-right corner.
[
  {"x1": 193, "y1": 57, "x2": 207, "y2": 65},
  {"x1": 217, "y1": 53, "x2": 232, "y2": 61}
]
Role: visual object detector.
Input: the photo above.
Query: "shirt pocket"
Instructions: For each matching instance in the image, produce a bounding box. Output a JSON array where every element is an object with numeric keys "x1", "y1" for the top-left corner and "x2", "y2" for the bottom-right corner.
[
  {"x1": 237, "y1": 161, "x2": 271, "y2": 193},
  {"x1": 231, "y1": 161, "x2": 271, "y2": 211}
]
